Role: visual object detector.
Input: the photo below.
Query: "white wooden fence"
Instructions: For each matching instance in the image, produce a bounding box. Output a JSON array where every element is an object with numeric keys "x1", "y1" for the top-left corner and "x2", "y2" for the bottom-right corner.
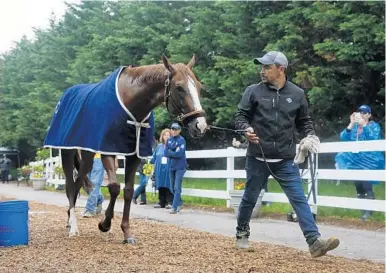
[{"x1": 30, "y1": 140, "x2": 386, "y2": 213}]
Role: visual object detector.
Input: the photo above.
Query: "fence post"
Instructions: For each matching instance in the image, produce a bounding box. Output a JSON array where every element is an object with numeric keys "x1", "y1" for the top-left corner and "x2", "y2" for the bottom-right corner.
[
  {"x1": 226, "y1": 147, "x2": 235, "y2": 208},
  {"x1": 49, "y1": 149, "x2": 54, "y2": 181},
  {"x1": 307, "y1": 153, "x2": 318, "y2": 215}
]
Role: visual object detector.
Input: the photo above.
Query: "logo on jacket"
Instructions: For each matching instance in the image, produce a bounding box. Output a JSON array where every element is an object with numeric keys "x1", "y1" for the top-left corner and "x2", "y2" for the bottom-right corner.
[{"x1": 286, "y1": 98, "x2": 292, "y2": 103}]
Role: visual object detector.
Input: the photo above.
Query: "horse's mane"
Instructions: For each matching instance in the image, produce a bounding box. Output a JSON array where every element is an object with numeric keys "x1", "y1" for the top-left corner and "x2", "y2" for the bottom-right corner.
[{"x1": 128, "y1": 63, "x2": 199, "y2": 85}]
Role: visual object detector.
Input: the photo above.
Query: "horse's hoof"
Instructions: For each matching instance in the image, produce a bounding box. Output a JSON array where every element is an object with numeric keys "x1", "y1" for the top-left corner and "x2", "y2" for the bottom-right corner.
[
  {"x1": 123, "y1": 237, "x2": 136, "y2": 245},
  {"x1": 98, "y1": 222, "x2": 111, "y2": 233},
  {"x1": 69, "y1": 230, "x2": 80, "y2": 237}
]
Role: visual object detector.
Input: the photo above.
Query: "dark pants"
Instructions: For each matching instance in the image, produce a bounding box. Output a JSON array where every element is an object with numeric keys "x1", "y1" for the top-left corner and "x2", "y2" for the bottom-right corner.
[
  {"x1": 236, "y1": 156, "x2": 320, "y2": 245},
  {"x1": 355, "y1": 181, "x2": 375, "y2": 199},
  {"x1": 158, "y1": 187, "x2": 173, "y2": 207},
  {"x1": 2, "y1": 170, "x2": 9, "y2": 183}
]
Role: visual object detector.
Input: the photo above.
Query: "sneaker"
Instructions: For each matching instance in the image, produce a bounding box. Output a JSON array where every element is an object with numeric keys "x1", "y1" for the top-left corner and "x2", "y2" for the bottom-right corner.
[
  {"x1": 309, "y1": 238, "x2": 340, "y2": 258},
  {"x1": 133, "y1": 199, "x2": 137, "y2": 205},
  {"x1": 154, "y1": 204, "x2": 165, "y2": 208},
  {"x1": 83, "y1": 211, "x2": 95, "y2": 218},
  {"x1": 361, "y1": 211, "x2": 372, "y2": 221},
  {"x1": 170, "y1": 206, "x2": 180, "y2": 214},
  {"x1": 139, "y1": 202, "x2": 147, "y2": 205},
  {"x1": 165, "y1": 204, "x2": 172, "y2": 209},
  {"x1": 236, "y1": 237, "x2": 251, "y2": 249},
  {"x1": 96, "y1": 204, "x2": 103, "y2": 215}
]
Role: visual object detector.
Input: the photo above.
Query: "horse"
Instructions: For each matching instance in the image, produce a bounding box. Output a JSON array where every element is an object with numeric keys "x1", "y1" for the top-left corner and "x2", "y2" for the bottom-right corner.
[{"x1": 43, "y1": 55, "x2": 208, "y2": 243}]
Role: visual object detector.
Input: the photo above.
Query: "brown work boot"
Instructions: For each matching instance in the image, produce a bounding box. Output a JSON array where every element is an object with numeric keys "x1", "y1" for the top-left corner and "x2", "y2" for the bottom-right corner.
[{"x1": 309, "y1": 237, "x2": 340, "y2": 258}]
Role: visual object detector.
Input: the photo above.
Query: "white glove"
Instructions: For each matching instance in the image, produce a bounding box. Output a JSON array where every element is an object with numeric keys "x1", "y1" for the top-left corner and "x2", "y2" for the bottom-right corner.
[
  {"x1": 232, "y1": 138, "x2": 241, "y2": 148},
  {"x1": 294, "y1": 135, "x2": 320, "y2": 164}
]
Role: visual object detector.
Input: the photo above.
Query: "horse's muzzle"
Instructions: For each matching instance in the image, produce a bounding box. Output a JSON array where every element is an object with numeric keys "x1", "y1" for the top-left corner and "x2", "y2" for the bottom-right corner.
[{"x1": 187, "y1": 117, "x2": 208, "y2": 138}]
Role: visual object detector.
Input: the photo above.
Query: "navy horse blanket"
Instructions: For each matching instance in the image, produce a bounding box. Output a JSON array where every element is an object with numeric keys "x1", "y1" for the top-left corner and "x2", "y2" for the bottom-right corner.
[{"x1": 44, "y1": 67, "x2": 155, "y2": 158}]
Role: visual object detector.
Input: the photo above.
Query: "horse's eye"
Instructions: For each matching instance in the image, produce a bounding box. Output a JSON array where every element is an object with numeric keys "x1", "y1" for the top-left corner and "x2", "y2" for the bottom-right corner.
[{"x1": 176, "y1": 86, "x2": 185, "y2": 92}]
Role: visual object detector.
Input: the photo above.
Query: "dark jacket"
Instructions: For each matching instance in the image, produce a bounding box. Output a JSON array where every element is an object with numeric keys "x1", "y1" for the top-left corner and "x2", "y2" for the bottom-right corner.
[
  {"x1": 164, "y1": 135, "x2": 187, "y2": 170},
  {"x1": 0, "y1": 158, "x2": 11, "y2": 171},
  {"x1": 234, "y1": 80, "x2": 315, "y2": 159}
]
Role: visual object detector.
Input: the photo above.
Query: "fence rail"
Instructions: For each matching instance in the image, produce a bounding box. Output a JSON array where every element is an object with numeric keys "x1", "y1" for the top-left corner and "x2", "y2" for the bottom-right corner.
[{"x1": 29, "y1": 140, "x2": 385, "y2": 213}]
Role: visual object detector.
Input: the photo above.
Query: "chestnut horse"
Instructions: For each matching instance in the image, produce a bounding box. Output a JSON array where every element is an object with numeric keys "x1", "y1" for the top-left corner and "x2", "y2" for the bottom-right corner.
[{"x1": 45, "y1": 55, "x2": 207, "y2": 243}]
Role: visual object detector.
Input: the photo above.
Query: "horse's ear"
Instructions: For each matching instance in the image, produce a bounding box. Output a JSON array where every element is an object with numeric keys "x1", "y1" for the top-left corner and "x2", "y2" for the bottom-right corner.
[
  {"x1": 162, "y1": 55, "x2": 174, "y2": 73},
  {"x1": 187, "y1": 54, "x2": 196, "y2": 70}
]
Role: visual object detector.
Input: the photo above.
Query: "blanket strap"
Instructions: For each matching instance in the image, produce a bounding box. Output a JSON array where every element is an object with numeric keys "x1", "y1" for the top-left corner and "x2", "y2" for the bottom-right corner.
[{"x1": 126, "y1": 112, "x2": 151, "y2": 158}]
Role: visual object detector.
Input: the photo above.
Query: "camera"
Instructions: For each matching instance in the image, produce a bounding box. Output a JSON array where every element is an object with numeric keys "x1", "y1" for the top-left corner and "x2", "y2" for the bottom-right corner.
[{"x1": 354, "y1": 112, "x2": 361, "y2": 123}]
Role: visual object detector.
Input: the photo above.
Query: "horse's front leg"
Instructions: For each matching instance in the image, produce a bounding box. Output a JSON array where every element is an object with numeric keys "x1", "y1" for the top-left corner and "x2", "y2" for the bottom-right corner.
[
  {"x1": 98, "y1": 155, "x2": 120, "y2": 233},
  {"x1": 122, "y1": 155, "x2": 141, "y2": 244}
]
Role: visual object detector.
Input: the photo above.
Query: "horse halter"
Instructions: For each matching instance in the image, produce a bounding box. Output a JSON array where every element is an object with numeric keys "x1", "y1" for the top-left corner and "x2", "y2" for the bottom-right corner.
[{"x1": 163, "y1": 74, "x2": 205, "y2": 124}]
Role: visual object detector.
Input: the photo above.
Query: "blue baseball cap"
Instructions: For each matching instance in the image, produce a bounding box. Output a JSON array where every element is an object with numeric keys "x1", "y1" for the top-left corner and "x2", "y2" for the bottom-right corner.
[
  {"x1": 358, "y1": 105, "x2": 371, "y2": 114},
  {"x1": 170, "y1": 123, "x2": 181, "y2": 130}
]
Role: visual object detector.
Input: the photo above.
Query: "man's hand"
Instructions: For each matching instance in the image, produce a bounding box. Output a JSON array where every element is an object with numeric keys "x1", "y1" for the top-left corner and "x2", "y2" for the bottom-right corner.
[
  {"x1": 348, "y1": 112, "x2": 358, "y2": 129},
  {"x1": 347, "y1": 112, "x2": 356, "y2": 130},
  {"x1": 349, "y1": 112, "x2": 356, "y2": 124},
  {"x1": 245, "y1": 127, "x2": 259, "y2": 144}
]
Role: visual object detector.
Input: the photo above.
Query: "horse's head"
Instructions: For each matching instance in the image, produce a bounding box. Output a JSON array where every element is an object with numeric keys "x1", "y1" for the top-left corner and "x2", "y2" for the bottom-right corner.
[{"x1": 162, "y1": 55, "x2": 208, "y2": 138}]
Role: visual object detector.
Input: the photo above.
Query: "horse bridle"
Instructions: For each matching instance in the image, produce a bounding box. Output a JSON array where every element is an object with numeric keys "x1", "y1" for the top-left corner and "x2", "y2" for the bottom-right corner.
[{"x1": 164, "y1": 74, "x2": 205, "y2": 124}]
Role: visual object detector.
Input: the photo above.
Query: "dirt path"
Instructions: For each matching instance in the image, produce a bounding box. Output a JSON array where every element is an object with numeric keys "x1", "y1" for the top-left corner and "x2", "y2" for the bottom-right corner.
[{"x1": 0, "y1": 200, "x2": 384, "y2": 273}]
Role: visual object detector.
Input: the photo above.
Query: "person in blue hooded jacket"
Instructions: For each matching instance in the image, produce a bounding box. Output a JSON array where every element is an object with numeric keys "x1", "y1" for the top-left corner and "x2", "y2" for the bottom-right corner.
[
  {"x1": 164, "y1": 122, "x2": 187, "y2": 214},
  {"x1": 151, "y1": 128, "x2": 173, "y2": 209},
  {"x1": 335, "y1": 105, "x2": 385, "y2": 220}
]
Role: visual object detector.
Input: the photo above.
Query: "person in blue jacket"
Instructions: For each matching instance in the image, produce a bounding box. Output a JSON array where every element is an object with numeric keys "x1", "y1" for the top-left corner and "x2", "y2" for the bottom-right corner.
[
  {"x1": 151, "y1": 128, "x2": 173, "y2": 209},
  {"x1": 335, "y1": 105, "x2": 385, "y2": 220},
  {"x1": 164, "y1": 122, "x2": 187, "y2": 214}
]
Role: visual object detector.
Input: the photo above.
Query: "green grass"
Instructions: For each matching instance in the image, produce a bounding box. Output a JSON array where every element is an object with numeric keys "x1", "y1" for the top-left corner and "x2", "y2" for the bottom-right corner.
[
  {"x1": 47, "y1": 176, "x2": 385, "y2": 222},
  {"x1": 96, "y1": 186, "x2": 227, "y2": 208},
  {"x1": 118, "y1": 175, "x2": 226, "y2": 190}
]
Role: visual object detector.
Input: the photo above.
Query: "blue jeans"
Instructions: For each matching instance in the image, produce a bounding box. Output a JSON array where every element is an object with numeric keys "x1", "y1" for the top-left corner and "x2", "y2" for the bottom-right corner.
[
  {"x1": 236, "y1": 156, "x2": 320, "y2": 245},
  {"x1": 134, "y1": 174, "x2": 148, "y2": 203},
  {"x1": 85, "y1": 158, "x2": 105, "y2": 213},
  {"x1": 170, "y1": 169, "x2": 186, "y2": 210}
]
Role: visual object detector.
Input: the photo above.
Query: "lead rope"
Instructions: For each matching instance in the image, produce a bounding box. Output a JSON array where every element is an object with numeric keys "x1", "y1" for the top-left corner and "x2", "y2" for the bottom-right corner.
[
  {"x1": 206, "y1": 125, "x2": 316, "y2": 182},
  {"x1": 207, "y1": 125, "x2": 318, "y2": 221}
]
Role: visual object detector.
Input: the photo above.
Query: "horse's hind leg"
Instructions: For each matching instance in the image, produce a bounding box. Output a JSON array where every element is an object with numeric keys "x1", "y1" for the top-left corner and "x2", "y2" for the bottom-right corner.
[
  {"x1": 62, "y1": 149, "x2": 79, "y2": 237},
  {"x1": 121, "y1": 155, "x2": 140, "y2": 244},
  {"x1": 74, "y1": 151, "x2": 94, "y2": 194},
  {"x1": 98, "y1": 155, "x2": 120, "y2": 233}
]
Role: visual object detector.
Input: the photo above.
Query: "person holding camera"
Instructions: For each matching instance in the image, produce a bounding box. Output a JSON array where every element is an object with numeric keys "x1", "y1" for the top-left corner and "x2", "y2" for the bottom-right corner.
[{"x1": 335, "y1": 105, "x2": 385, "y2": 220}]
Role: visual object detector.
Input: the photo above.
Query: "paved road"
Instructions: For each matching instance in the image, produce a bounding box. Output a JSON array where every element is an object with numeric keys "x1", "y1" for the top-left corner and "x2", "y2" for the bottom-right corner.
[{"x1": 1, "y1": 183, "x2": 384, "y2": 262}]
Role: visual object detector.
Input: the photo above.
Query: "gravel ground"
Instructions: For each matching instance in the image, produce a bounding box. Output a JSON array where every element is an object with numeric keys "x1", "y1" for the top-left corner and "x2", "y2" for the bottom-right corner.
[{"x1": 0, "y1": 200, "x2": 384, "y2": 273}]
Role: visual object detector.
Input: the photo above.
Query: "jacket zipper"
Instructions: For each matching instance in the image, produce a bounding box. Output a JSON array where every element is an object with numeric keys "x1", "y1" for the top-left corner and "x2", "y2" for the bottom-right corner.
[
  {"x1": 275, "y1": 90, "x2": 280, "y2": 132},
  {"x1": 273, "y1": 90, "x2": 280, "y2": 151}
]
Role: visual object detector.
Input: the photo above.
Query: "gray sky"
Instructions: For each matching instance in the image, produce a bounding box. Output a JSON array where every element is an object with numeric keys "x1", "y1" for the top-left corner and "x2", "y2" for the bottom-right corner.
[{"x1": 0, "y1": 0, "x2": 81, "y2": 54}]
